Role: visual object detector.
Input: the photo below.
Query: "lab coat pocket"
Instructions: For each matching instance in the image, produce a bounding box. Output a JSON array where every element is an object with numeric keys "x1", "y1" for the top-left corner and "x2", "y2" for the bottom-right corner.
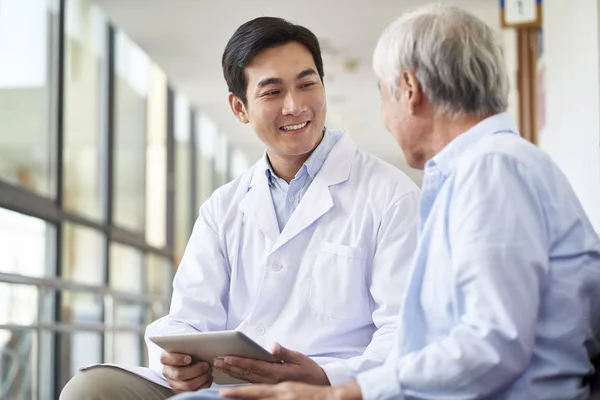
[{"x1": 309, "y1": 242, "x2": 369, "y2": 319}]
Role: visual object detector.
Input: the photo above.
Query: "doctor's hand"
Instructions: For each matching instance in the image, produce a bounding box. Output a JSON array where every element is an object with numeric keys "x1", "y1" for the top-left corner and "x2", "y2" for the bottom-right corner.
[
  {"x1": 213, "y1": 343, "x2": 330, "y2": 386},
  {"x1": 161, "y1": 351, "x2": 213, "y2": 393}
]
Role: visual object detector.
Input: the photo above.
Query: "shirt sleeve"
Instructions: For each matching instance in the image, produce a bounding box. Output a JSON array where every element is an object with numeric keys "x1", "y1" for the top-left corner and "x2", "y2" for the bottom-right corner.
[
  {"x1": 358, "y1": 153, "x2": 550, "y2": 400},
  {"x1": 322, "y1": 189, "x2": 420, "y2": 386}
]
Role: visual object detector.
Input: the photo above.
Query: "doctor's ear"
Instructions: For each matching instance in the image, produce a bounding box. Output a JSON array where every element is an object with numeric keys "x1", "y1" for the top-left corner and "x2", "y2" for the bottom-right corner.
[{"x1": 228, "y1": 93, "x2": 249, "y2": 124}]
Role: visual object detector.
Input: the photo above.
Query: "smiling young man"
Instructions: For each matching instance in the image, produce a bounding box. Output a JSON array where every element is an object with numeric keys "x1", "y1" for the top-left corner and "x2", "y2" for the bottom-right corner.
[{"x1": 59, "y1": 17, "x2": 420, "y2": 400}]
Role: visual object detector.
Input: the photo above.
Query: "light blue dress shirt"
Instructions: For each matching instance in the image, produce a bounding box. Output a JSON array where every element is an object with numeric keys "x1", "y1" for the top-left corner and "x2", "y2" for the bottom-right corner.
[
  {"x1": 357, "y1": 113, "x2": 600, "y2": 399},
  {"x1": 265, "y1": 129, "x2": 343, "y2": 232}
]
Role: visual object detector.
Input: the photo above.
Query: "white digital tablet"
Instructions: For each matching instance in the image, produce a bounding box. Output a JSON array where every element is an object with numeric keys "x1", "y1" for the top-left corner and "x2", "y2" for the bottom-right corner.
[{"x1": 149, "y1": 330, "x2": 280, "y2": 385}]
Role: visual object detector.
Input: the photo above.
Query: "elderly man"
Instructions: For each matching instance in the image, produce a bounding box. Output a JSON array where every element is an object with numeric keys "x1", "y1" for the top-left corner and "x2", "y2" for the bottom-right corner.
[{"x1": 177, "y1": 4, "x2": 600, "y2": 400}]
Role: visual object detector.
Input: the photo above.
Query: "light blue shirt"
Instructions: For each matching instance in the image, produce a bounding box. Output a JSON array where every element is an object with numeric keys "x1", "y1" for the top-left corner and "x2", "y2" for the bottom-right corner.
[
  {"x1": 357, "y1": 113, "x2": 600, "y2": 399},
  {"x1": 265, "y1": 129, "x2": 343, "y2": 232}
]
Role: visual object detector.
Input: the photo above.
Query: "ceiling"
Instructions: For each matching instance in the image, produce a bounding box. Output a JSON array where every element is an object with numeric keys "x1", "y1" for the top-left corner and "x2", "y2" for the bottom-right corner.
[{"x1": 93, "y1": 0, "x2": 500, "y2": 183}]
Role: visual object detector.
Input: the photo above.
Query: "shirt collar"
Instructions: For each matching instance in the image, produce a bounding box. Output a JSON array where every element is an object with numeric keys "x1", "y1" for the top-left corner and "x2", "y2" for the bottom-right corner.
[
  {"x1": 264, "y1": 126, "x2": 334, "y2": 184},
  {"x1": 425, "y1": 112, "x2": 519, "y2": 176}
]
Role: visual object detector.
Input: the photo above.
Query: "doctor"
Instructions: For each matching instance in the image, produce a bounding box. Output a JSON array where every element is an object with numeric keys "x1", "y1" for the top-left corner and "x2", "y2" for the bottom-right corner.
[{"x1": 60, "y1": 16, "x2": 419, "y2": 400}]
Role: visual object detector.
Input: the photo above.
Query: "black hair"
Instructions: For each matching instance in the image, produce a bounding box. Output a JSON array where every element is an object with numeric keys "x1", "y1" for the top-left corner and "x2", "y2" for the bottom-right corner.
[{"x1": 222, "y1": 17, "x2": 324, "y2": 105}]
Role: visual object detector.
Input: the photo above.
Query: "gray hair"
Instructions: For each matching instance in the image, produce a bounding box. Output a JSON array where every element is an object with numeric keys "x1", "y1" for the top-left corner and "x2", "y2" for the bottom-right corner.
[{"x1": 373, "y1": 4, "x2": 509, "y2": 118}]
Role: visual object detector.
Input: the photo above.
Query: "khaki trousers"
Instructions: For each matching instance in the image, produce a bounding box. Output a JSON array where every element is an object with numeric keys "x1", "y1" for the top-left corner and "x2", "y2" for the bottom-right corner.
[{"x1": 59, "y1": 366, "x2": 176, "y2": 400}]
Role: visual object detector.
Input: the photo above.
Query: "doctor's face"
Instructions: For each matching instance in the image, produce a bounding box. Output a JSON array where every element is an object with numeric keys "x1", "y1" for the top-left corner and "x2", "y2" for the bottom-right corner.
[{"x1": 228, "y1": 42, "x2": 327, "y2": 162}]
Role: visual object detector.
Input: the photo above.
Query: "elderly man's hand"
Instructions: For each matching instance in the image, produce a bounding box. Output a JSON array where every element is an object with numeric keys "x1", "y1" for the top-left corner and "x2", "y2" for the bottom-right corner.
[
  {"x1": 219, "y1": 380, "x2": 363, "y2": 400},
  {"x1": 213, "y1": 343, "x2": 330, "y2": 385}
]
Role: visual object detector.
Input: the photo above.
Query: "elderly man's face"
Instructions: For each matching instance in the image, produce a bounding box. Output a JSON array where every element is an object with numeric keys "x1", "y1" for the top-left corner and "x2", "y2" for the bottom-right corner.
[{"x1": 379, "y1": 80, "x2": 424, "y2": 169}]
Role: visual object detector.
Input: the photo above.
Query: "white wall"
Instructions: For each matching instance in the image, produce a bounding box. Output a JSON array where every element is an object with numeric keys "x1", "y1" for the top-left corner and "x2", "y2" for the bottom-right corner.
[
  {"x1": 537, "y1": 0, "x2": 600, "y2": 232},
  {"x1": 501, "y1": 28, "x2": 519, "y2": 125}
]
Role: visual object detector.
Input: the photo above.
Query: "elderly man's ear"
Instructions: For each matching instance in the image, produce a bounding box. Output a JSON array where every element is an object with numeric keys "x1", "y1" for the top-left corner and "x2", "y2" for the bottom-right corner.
[{"x1": 399, "y1": 70, "x2": 422, "y2": 115}]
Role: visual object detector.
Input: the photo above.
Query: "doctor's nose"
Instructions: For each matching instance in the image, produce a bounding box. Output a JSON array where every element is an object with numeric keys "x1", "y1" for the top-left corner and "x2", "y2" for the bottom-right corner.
[{"x1": 281, "y1": 90, "x2": 305, "y2": 117}]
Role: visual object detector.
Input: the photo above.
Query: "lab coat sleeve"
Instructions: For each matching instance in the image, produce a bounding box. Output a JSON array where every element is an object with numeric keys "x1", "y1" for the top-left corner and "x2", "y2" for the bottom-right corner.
[
  {"x1": 144, "y1": 196, "x2": 231, "y2": 379},
  {"x1": 322, "y1": 189, "x2": 420, "y2": 386}
]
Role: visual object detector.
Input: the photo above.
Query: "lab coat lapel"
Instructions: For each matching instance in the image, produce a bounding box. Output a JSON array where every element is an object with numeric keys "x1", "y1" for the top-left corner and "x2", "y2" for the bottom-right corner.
[
  {"x1": 238, "y1": 158, "x2": 280, "y2": 244},
  {"x1": 269, "y1": 133, "x2": 357, "y2": 255}
]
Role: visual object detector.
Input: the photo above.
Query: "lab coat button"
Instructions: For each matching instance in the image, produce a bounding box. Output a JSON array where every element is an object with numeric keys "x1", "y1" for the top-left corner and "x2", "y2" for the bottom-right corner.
[
  {"x1": 255, "y1": 324, "x2": 266, "y2": 336},
  {"x1": 271, "y1": 262, "x2": 282, "y2": 272}
]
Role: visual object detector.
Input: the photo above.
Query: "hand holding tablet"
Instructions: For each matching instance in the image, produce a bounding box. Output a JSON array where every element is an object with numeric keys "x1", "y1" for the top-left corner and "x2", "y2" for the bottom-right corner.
[{"x1": 149, "y1": 330, "x2": 280, "y2": 385}]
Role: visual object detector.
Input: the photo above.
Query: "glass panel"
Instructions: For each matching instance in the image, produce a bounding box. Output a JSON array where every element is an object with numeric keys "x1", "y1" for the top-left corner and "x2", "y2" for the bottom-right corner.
[
  {"x1": 0, "y1": 0, "x2": 58, "y2": 197},
  {"x1": 145, "y1": 65, "x2": 167, "y2": 248},
  {"x1": 109, "y1": 243, "x2": 143, "y2": 293},
  {"x1": 213, "y1": 133, "x2": 227, "y2": 187},
  {"x1": 0, "y1": 208, "x2": 55, "y2": 277},
  {"x1": 38, "y1": 287, "x2": 56, "y2": 325},
  {"x1": 0, "y1": 284, "x2": 37, "y2": 326},
  {"x1": 62, "y1": 291, "x2": 102, "y2": 324},
  {"x1": 147, "y1": 254, "x2": 172, "y2": 296},
  {"x1": 230, "y1": 148, "x2": 250, "y2": 181},
  {"x1": 114, "y1": 301, "x2": 144, "y2": 327},
  {"x1": 196, "y1": 113, "x2": 216, "y2": 208},
  {"x1": 113, "y1": 32, "x2": 150, "y2": 233},
  {"x1": 62, "y1": 223, "x2": 105, "y2": 285},
  {"x1": 38, "y1": 330, "x2": 55, "y2": 399},
  {"x1": 0, "y1": 329, "x2": 36, "y2": 400},
  {"x1": 147, "y1": 301, "x2": 169, "y2": 326},
  {"x1": 57, "y1": 331, "x2": 101, "y2": 390},
  {"x1": 63, "y1": 0, "x2": 107, "y2": 220},
  {"x1": 112, "y1": 332, "x2": 141, "y2": 367},
  {"x1": 174, "y1": 94, "x2": 192, "y2": 258}
]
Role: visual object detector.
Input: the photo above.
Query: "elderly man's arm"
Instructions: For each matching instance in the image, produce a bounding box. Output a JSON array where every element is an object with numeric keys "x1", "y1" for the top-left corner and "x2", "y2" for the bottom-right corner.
[{"x1": 219, "y1": 380, "x2": 363, "y2": 400}]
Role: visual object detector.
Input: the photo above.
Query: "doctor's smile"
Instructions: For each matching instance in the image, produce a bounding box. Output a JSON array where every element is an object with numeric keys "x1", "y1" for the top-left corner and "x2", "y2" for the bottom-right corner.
[{"x1": 279, "y1": 120, "x2": 311, "y2": 134}]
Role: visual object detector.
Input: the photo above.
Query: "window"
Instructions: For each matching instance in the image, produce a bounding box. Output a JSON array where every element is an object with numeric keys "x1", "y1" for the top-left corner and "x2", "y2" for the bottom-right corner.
[
  {"x1": 147, "y1": 254, "x2": 173, "y2": 296},
  {"x1": 62, "y1": 223, "x2": 105, "y2": 285},
  {"x1": 0, "y1": 208, "x2": 55, "y2": 277},
  {"x1": 0, "y1": 0, "x2": 59, "y2": 197},
  {"x1": 109, "y1": 242, "x2": 143, "y2": 293},
  {"x1": 145, "y1": 65, "x2": 168, "y2": 248},
  {"x1": 195, "y1": 113, "x2": 217, "y2": 209},
  {"x1": 174, "y1": 94, "x2": 192, "y2": 257},
  {"x1": 63, "y1": 0, "x2": 108, "y2": 220},
  {"x1": 0, "y1": 283, "x2": 38, "y2": 326},
  {"x1": 113, "y1": 32, "x2": 150, "y2": 233},
  {"x1": 214, "y1": 132, "x2": 229, "y2": 187},
  {"x1": 230, "y1": 148, "x2": 250, "y2": 180},
  {"x1": 0, "y1": 329, "x2": 37, "y2": 399},
  {"x1": 57, "y1": 331, "x2": 102, "y2": 390}
]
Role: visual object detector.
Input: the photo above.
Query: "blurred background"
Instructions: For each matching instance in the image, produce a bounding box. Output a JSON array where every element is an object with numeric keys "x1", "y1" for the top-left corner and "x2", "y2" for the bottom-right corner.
[{"x1": 0, "y1": 0, "x2": 598, "y2": 398}]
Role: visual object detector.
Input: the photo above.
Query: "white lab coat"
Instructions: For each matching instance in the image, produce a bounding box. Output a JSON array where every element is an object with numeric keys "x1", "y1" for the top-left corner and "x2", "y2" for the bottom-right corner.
[{"x1": 102, "y1": 132, "x2": 419, "y2": 388}]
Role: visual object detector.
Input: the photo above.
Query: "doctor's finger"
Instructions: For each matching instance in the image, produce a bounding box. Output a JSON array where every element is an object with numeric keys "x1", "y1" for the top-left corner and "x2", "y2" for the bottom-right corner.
[
  {"x1": 168, "y1": 369, "x2": 213, "y2": 393},
  {"x1": 160, "y1": 351, "x2": 192, "y2": 367},
  {"x1": 163, "y1": 361, "x2": 211, "y2": 382},
  {"x1": 223, "y1": 356, "x2": 281, "y2": 375},
  {"x1": 216, "y1": 363, "x2": 276, "y2": 384}
]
